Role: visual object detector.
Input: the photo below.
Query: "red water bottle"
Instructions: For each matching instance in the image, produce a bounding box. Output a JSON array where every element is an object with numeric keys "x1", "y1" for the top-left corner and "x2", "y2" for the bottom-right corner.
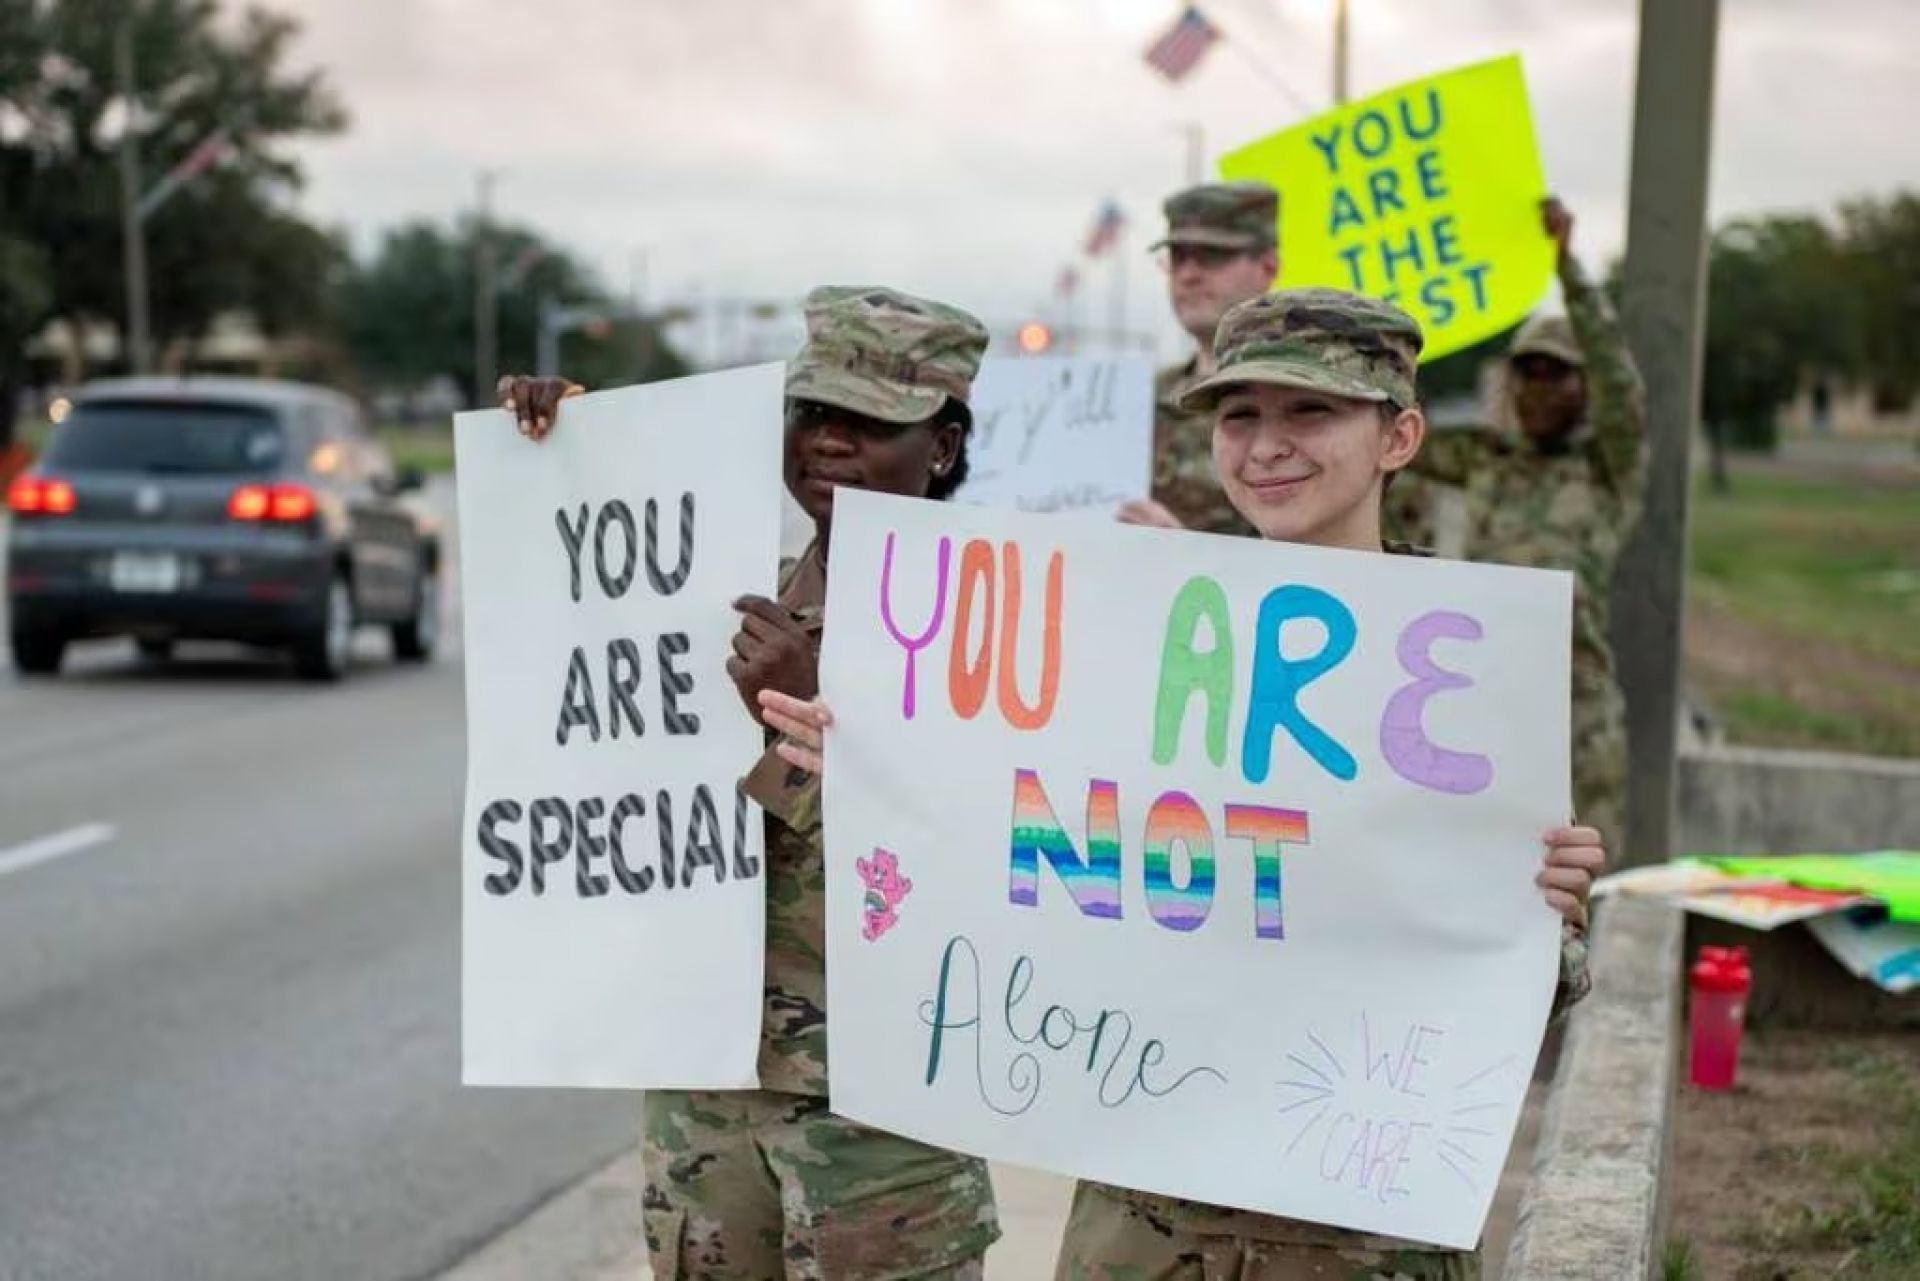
[{"x1": 1688, "y1": 946, "x2": 1752, "y2": 1090}]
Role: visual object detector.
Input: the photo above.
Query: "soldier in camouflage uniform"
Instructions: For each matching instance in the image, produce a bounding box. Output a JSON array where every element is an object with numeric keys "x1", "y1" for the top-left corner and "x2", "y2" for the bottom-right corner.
[
  {"x1": 1078, "y1": 288, "x2": 1607, "y2": 1281},
  {"x1": 499, "y1": 287, "x2": 1001, "y2": 1279},
  {"x1": 1138, "y1": 180, "x2": 1280, "y2": 536},
  {"x1": 1385, "y1": 199, "x2": 1646, "y2": 852}
]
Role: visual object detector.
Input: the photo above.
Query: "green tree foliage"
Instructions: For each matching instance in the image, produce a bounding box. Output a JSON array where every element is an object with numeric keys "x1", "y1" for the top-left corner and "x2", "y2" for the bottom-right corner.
[
  {"x1": 344, "y1": 218, "x2": 688, "y2": 400},
  {"x1": 0, "y1": 0, "x2": 346, "y2": 440},
  {"x1": 1701, "y1": 198, "x2": 1920, "y2": 452},
  {"x1": 1835, "y1": 193, "x2": 1920, "y2": 412}
]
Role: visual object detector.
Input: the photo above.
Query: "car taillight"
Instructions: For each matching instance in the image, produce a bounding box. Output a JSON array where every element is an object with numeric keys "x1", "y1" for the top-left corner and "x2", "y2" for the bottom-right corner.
[
  {"x1": 270, "y1": 485, "x2": 316, "y2": 522},
  {"x1": 6, "y1": 475, "x2": 75, "y2": 515},
  {"x1": 230, "y1": 483, "x2": 317, "y2": 523}
]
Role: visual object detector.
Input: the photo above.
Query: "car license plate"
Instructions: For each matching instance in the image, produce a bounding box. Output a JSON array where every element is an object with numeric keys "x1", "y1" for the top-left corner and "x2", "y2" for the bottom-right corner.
[{"x1": 110, "y1": 552, "x2": 181, "y2": 593}]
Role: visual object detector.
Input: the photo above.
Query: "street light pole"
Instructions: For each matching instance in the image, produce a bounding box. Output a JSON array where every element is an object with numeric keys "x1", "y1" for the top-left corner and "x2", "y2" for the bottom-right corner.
[
  {"x1": 1332, "y1": 0, "x2": 1351, "y2": 105},
  {"x1": 1175, "y1": 122, "x2": 1204, "y2": 184},
  {"x1": 116, "y1": 21, "x2": 152, "y2": 374},
  {"x1": 473, "y1": 171, "x2": 499, "y2": 406},
  {"x1": 1613, "y1": 0, "x2": 1721, "y2": 868}
]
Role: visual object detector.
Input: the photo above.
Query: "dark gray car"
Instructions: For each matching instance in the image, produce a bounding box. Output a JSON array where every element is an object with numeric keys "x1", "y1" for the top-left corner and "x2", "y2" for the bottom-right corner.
[{"x1": 5, "y1": 377, "x2": 442, "y2": 681}]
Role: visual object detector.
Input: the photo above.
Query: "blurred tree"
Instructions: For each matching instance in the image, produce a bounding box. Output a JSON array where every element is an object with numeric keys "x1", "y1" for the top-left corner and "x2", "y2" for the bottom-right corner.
[
  {"x1": 1702, "y1": 215, "x2": 1859, "y2": 455},
  {"x1": 1834, "y1": 193, "x2": 1920, "y2": 412},
  {"x1": 0, "y1": 0, "x2": 345, "y2": 446},
  {"x1": 344, "y1": 218, "x2": 688, "y2": 402}
]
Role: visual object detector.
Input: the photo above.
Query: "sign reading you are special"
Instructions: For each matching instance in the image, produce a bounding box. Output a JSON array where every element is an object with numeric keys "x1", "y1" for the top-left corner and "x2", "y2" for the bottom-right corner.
[
  {"x1": 455, "y1": 366, "x2": 784, "y2": 1089},
  {"x1": 820, "y1": 490, "x2": 1571, "y2": 1248},
  {"x1": 1220, "y1": 55, "x2": 1554, "y2": 361}
]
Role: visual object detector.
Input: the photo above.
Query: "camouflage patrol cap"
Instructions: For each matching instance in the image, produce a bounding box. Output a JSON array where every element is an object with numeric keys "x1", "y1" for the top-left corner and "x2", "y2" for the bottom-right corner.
[
  {"x1": 784, "y1": 286, "x2": 989, "y2": 425},
  {"x1": 1508, "y1": 312, "x2": 1584, "y2": 368},
  {"x1": 1150, "y1": 181, "x2": 1279, "y2": 252},
  {"x1": 1178, "y1": 287, "x2": 1423, "y2": 411}
]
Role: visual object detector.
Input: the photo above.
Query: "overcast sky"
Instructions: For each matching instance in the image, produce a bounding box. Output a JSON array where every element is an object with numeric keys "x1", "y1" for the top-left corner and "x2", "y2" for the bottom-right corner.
[{"x1": 277, "y1": 0, "x2": 1920, "y2": 359}]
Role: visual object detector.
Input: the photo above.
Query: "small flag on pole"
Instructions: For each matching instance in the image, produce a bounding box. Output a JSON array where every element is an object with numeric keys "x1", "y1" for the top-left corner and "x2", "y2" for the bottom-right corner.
[
  {"x1": 1057, "y1": 266, "x2": 1080, "y2": 297},
  {"x1": 137, "y1": 128, "x2": 234, "y2": 221},
  {"x1": 1083, "y1": 200, "x2": 1126, "y2": 257},
  {"x1": 1143, "y1": 6, "x2": 1221, "y2": 83},
  {"x1": 500, "y1": 244, "x2": 547, "y2": 291}
]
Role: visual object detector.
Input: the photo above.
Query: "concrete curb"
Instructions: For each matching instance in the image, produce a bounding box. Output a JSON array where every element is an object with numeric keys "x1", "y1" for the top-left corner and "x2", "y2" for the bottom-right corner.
[{"x1": 1502, "y1": 896, "x2": 1685, "y2": 1280}]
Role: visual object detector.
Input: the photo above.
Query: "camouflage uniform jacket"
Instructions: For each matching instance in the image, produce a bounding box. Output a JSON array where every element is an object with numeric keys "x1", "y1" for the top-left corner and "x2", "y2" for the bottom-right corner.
[
  {"x1": 1395, "y1": 255, "x2": 1647, "y2": 765},
  {"x1": 738, "y1": 544, "x2": 831, "y2": 1097},
  {"x1": 1153, "y1": 357, "x2": 1257, "y2": 537}
]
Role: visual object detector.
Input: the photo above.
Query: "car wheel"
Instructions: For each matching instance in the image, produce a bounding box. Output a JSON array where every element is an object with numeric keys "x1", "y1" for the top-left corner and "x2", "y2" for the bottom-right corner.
[
  {"x1": 136, "y1": 637, "x2": 174, "y2": 662},
  {"x1": 392, "y1": 565, "x2": 439, "y2": 663},
  {"x1": 294, "y1": 575, "x2": 354, "y2": 682},
  {"x1": 10, "y1": 626, "x2": 66, "y2": 677}
]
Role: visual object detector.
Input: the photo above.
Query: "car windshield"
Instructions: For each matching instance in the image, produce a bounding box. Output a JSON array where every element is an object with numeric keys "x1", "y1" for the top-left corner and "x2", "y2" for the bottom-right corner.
[{"x1": 43, "y1": 400, "x2": 287, "y2": 476}]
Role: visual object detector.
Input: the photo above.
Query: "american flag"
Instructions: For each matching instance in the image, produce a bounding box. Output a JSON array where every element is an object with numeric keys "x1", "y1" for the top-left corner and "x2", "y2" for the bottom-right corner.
[
  {"x1": 1083, "y1": 200, "x2": 1126, "y2": 257},
  {"x1": 1143, "y1": 6, "x2": 1220, "y2": 83},
  {"x1": 136, "y1": 127, "x2": 235, "y2": 220}
]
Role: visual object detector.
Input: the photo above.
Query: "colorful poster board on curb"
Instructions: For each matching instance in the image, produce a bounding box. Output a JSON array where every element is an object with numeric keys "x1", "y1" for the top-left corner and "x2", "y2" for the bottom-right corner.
[
  {"x1": 454, "y1": 367, "x2": 784, "y2": 1088},
  {"x1": 1807, "y1": 911, "x2": 1920, "y2": 994},
  {"x1": 819, "y1": 490, "x2": 1573, "y2": 1248},
  {"x1": 1592, "y1": 860, "x2": 1871, "y2": 931},
  {"x1": 1220, "y1": 54, "x2": 1554, "y2": 361},
  {"x1": 1703, "y1": 852, "x2": 1920, "y2": 924},
  {"x1": 778, "y1": 354, "x2": 1157, "y2": 556}
]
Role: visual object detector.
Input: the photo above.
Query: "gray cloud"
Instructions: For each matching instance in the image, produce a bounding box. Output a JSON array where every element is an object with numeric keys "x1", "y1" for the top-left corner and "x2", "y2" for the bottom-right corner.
[{"x1": 277, "y1": 0, "x2": 1919, "y2": 354}]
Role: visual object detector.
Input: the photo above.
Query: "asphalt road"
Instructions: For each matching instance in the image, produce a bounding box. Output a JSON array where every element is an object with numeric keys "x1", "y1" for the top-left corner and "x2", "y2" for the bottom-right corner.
[{"x1": 0, "y1": 494, "x2": 635, "y2": 1281}]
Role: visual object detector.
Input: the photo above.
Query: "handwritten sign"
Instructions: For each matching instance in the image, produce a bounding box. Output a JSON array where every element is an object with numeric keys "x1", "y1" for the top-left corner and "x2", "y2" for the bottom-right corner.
[
  {"x1": 957, "y1": 356, "x2": 1154, "y2": 515},
  {"x1": 777, "y1": 356, "x2": 1156, "y2": 554},
  {"x1": 1220, "y1": 55, "x2": 1554, "y2": 361},
  {"x1": 819, "y1": 489, "x2": 1571, "y2": 1248},
  {"x1": 454, "y1": 367, "x2": 784, "y2": 1088}
]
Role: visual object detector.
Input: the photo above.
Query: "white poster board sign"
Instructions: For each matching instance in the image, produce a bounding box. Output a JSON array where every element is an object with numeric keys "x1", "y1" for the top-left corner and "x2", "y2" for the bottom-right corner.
[
  {"x1": 778, "y1": 355, "x2": 1155, "y2": 554},
  {"x1": 455, "y1": 366, "x2": 784, "y2": 1088},
  {"x1": 956, "y1": 355, "x2": 1154, "y2": 515},
  {"x1": 819, "y1": 489, "x2": 1571, "y2": 1248}
]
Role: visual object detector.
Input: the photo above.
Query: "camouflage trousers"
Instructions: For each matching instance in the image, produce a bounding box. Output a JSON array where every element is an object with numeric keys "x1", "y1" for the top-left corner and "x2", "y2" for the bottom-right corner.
[
  {"x1": 1572, "y1": 677, "x2": 1627, "y2": 858},
  {"x1": 641, "y1": 1088, "x2": 999, "y2": 1280},
  {"x1": 1052, "y1": 1183, "x2": 1479, "y2": 1281}
]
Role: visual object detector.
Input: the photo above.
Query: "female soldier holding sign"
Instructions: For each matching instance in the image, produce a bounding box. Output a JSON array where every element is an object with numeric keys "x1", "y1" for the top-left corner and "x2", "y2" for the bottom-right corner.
[
  {"x1": 501, "y1": 285, "x2": 1000, "y2": 1279},
  {"x1": 764, "y1": 288, "x2": 1605, "y2": 1280}
]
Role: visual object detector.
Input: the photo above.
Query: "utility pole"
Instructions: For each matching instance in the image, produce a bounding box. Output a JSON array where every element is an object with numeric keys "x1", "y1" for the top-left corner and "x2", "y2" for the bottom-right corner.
[
  {"x1": 1613, "y1": 0, "x2": 1721, "y2": 868},
  {"x1": 472, "y1": 171, "x2": 499, "y2": 406},
  {"x1": 631, "y1": 248, "x2": 656, "y2": 380},
  {"x1": 116, "y1": 21, "x2": 151, "y2": 375},
  {"x1": 1175, "y1": 122, "x2": 1204, "y2": 184},
  {"x1": 1332, "y1": 0, "x2": 1351, "y2": 104}
]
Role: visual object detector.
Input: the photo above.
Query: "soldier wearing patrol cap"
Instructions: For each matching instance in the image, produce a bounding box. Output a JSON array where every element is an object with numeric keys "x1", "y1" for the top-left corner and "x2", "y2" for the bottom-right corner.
[
  {"x1": 1142, "y1": 179, "x2": 1281, "y2": 536},
  {"x1": 499, "y1": 286, "x2": 1002, "y2": 1279},
  {"x1": 1387, "y1": 197, "x2": 1647, "y2": 858},
  {"x1": 1067, "y1": 286, "x2": 1607, "y2": 1281}
]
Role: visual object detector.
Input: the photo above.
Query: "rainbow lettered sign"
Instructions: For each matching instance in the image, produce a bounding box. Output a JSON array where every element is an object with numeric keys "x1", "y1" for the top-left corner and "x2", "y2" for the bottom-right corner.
[
  {"x1": 820, "y1": 490, "x2": 1572, "y2": 1248},
  {"x1": 1220, "y1": 54, "x2": 1554, "y2": 361}
]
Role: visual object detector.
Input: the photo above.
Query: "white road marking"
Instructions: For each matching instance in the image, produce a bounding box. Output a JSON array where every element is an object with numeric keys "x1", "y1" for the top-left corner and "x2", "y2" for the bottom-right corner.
[{"x1": 0, "y1": 823, "x2": 117, "y2": 881}]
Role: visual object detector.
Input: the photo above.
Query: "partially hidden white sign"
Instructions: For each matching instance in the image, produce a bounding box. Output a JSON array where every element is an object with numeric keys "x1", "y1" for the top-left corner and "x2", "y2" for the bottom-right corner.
[
  {"x1": 954, "y1": 355, "x2": 1154, "y2": 515},
  {"x1": 455, "y1": 366, "x2": 784, "y2": 1088},
  {"x1": 819, "y1": 489, "x2": 1572, "y2": 1248}
]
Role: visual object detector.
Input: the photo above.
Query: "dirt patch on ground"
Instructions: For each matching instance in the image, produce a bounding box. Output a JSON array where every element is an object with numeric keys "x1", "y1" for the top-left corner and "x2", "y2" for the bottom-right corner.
[
  {"x1": 1668, "y1": 1028, "x2": 1920, "y2": 1280},
  {"x1": 1686, "y1": 598, "x2": 1920, "y2": 727}
]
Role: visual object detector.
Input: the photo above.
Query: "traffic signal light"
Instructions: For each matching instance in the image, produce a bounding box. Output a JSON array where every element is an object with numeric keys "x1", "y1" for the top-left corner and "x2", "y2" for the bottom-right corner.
[{"x1": 1016, "y1": 322, "x2": 1053, "y2": 354}]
